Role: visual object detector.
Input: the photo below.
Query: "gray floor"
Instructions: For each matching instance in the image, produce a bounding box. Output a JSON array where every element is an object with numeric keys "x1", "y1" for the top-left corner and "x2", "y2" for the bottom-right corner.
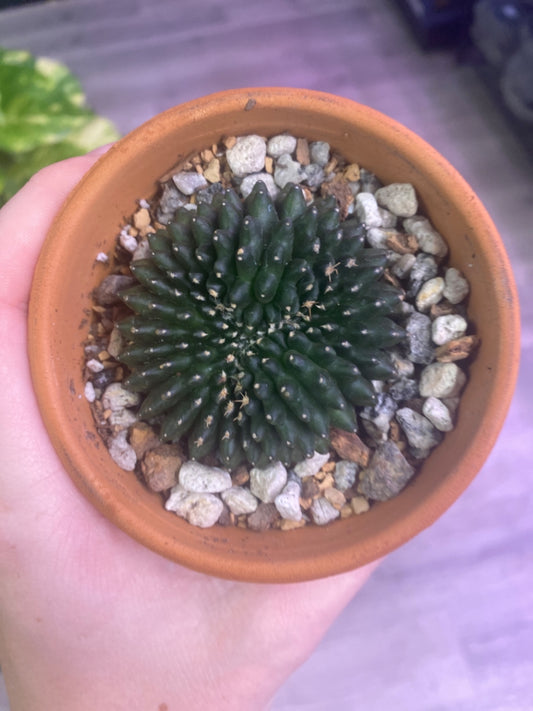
[{"x1": 1, "y1": 1, "x2": 532, "y2": 709}]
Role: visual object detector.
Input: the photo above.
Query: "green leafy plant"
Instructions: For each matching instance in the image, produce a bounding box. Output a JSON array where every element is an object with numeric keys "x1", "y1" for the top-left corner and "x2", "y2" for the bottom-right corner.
[
  {"x1": 0, "y1": 47, "x2": 119, "y2": 205},
  {"x1": 118, "y1": 181, "x2": 406, "y2": 469}
]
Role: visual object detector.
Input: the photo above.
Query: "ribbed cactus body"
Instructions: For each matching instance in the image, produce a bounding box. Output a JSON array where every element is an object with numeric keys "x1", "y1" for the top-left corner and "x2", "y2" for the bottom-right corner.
[{"x1": 118, "y1": 181, "x2": 405, "y2": 468}]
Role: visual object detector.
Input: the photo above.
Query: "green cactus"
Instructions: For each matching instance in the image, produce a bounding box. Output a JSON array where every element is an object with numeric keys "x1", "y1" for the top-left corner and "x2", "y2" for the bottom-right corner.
[{"x1": 117, "y1": 181, "x2": 405, "y2": 469}]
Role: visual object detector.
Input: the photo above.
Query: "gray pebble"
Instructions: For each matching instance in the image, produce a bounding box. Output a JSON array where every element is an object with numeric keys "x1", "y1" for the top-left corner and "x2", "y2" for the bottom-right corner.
[
  {"x1": 360, "y1": 393, "x2": 398, "y2": 440},
  {"x1": 172, "y1": 171, "x2": 208, "y2": 196},
  {"x1": 293, "y1": 451, "x2": 330, "y2": 478},
  {"x1": 108, "y1": 430, "x2": 137, "y2": 471},
  {"x1": 86, "y1": 358, "x2": 104, "y2": 373},
  {"x1": 443, "y1": 267, "x2": 470, "y2": 304},
  {"x1": 358, "y1": 440, "x2": 415, "y2": 501},
  {"x1": 309, "y1": 141, "x2": 330, "y2": 167},
  {"x1": 366, "y1": 227, "x2": 390, "y2": 249},
  {"x1": 310, "y1": 497, "x2": 340, "y2": 525},
  {"x1": 156, "y1": 182, "x2": 187, "y2": 223},
  {"x1": 391, "y1": 252, "x2": 416, "y2": 279},
  {"x1": 221, "y1": 486, "x2": 258, "y2": 515},
  {"x1": 195, "y1": 182, "x2": 225, "y2": 205},
  {"x1": 240, "y1": 172, "x2": 278, "y2": 199},
  {"x1": 408, "y1": 254, "x2": 439, "y2": 297},
  {"x1": 302, "y1": 163, "x2": 325, "y2": 189},
  {"x1": 404, "y1": 216, "x2": 448, "y2": 258},
  {"x1": 389, "y1": 350, "x2": 415, "y2": 378},
  {"x1": 389, "y1": 377, "x2": 419, "y2": 402},
  {"x1": 249, "y1": 461, "x2": 287, "y2": 503},
  {"x1": 274, "y1": 480, "x2": 303, "y2": 521},
  {"x1": 375, "y1": 183, "x2": 418, "y2": 217},
  {"x1": 422, "y1": 397, "x2": 454, "y2": 432},
  {"x1": 359, "y1": 168, "x2": 382, "y2": 194},
  {"x1": 405, "y1": 311, "x2": 434, "y2": 364},
  {"x1": 334, "y1": 460, "x2": 359, "y2": 491},
  {"x1": 419, "y1": 362, "x2": 467, "y2": 398},
  {"x1": 179, "y1": 461, "x2": 232, "y2": 493},
  {"x1": 395, "y1": 407, "x2": 443, "y2": 457},
  {"x1": 93, "y1": 274, "x2": 136, "y2": 306},
  {"x1": 273, "y1": 153, "x2": 304, "y2": 188},
  {"x1": 355, "y1": 192, "x2": 383, "y2": 227},
  {"x1": 226, "y1": 135, "x2": 266, "y2": 177},
  {"x1": 378, "y1": 207, "x2": 399, "y2": 228},
  {"x1": 267, "y1": 134, "x2": 297, "y2": 158},
  {"x1": 432, "y1": 314, "x2": 468, "y2": 345}
]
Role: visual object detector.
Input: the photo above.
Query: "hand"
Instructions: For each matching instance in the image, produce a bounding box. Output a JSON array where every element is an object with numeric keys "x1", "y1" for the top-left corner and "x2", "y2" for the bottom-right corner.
[{"x1": 0, "y1": 151, "x2": 378, "y2": 711}]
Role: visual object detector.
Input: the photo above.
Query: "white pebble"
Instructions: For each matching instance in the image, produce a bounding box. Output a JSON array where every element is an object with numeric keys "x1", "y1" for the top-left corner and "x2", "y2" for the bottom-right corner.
[
  {"x1": 274, "y1": 480, "x2": 302, "y2": 521},
  {"x1": 419, "y1": 362, "x2": 467, "y2": 398},
  {"x1": 240, "y1": 172, "x2": 278, "y2": 199},
  {"x1": 415, "y1": 276, "x2": 445, "y2": 312},
  {"x1": 226, "y1": 135, "x2": 266, "y2": 177},
  {"x1": 249, "y1": 461, "x2": 287, "y2": 503},
  {"x1": 102, "y1": 383, "x2": 141, "y2": 411},
  {"x1": 84, "y1": 381, "x2": 96, "y2": 403},
  {"x1": 310, "y1": 497, "x2": 340, "y2": 525},
  {"x1": 293, "y1": 451, "x2": 330, "y2": 478},
  {"x1": 404, "y1": 216, "x2": 448, "y2": 258},
  {"x1": 221, "y1": 486, "x2": 258, "y2": 515},
  {"x1": 392, "y1": 253, "x2": 416, "y2": 279},
  {"x1": 366, "y1": 227, "x2": 390, "y2": 249},
  {"x1": 396, "y1": 407, "x2": 442, "y2": 455},
  {"x1": 179, "y1": 461, "x2": 232, "y2": 493},
  {"x1": 432, "y1": 314, "x2": 468, "y2": 345},
  {"x1": 267, "y1": 134, "x2": 297, "y2": 158},
  {"x1": 375, "y1": 183, "x2": 418, "y2": 217},
  {"x1": 108, "y1": 430, "x2": 137, "y2": 471},
  {"x1": 422, "y1": 397, "x2": 454, "y2": 432},
  {"x1": 355, "y1": 192, "x2": 383, "y2": 228},
  {"x1": 443, "y1": 267, "x2": 470, "y2": 304},
  {"x1": 86, "y1": 358, "x2": 104, "y2": 373},
  {"x1": 95, "y1": 252, "x2": 109, "y2": 263},
  {"x1": 139, "y1": 198, "x2": 150, "y2": 209},
  {"x1": 166, "y1": 487, "x2": 223, "y2": 528},
  {"x1": 119, "y1": 231, "x2": 138, "y2": 254},
  {"x1": 172, "y1": 171, "x2": 208, "y2": 195}
]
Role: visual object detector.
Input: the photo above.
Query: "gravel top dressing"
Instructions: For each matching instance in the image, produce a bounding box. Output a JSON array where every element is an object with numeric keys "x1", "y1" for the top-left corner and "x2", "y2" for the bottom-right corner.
[{"x1": 84, "y1": 133, "x2": 478, "y2": 531}]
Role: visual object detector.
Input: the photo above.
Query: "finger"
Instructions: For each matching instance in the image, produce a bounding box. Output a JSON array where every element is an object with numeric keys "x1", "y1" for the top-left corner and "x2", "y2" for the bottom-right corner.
[{"x1": 0, "y1": 147, "x2": 112, "y2": 310}]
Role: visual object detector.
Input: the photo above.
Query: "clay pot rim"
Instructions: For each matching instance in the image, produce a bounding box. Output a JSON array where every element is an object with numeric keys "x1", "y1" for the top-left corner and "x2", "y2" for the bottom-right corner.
[{"x1": 28, "y1": 88, "x2": 520, "y2": 582}]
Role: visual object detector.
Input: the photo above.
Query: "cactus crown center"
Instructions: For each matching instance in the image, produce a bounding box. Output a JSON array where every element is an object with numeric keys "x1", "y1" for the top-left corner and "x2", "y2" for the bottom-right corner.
[{"x1": 117, "y1": 180, "x2": 405, "y2": 469}]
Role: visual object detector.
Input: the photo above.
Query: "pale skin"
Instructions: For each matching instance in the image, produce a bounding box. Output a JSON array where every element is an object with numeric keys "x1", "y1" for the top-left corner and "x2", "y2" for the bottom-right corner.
[{"x1": 0, "y1": 148, "x2": 378, "y2": 711}]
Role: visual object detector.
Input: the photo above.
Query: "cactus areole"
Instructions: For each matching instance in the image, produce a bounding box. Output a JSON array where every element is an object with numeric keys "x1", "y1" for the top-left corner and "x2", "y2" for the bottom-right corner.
[{"x1": 117, "y1": 180, "x2": 406, "y2": 469}]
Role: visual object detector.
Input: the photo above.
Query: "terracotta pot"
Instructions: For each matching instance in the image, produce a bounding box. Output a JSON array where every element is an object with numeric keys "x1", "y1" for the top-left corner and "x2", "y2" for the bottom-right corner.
[{"x1": 28, "y1": 88, "x2": 520, "y2": 582}]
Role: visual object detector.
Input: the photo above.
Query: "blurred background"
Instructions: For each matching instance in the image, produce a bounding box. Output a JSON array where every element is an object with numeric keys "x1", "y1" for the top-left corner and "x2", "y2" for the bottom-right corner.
[{"x1": 0, "y1": 0, "x2": 531, "y2": 709}]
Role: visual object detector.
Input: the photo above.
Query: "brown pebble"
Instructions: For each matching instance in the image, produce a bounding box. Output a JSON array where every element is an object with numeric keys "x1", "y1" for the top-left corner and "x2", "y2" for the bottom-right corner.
[
  {"x1": 296, "y1": 137, "x2": 310, "y2": 165},
  {"x1": 435, "y1": 335, "x2": 479, "y2": 362},
  {"x1": 318, "y1": 473, "x2": 335, "y2": 491},
  {"x1": 200, "y1": 148, "x2": 214, "y2": 163},
  {"x1": 279, "y1": 518, "x2": 307, "y2": 531},
  {"x1": 330, "y1": 428, "x2": 370, "y2": 466},
  {"x1": 430, "y1": 300, "x2": 456, "y2": 318},
  {"x1": 343, "y1": 163, "x2": 360, "y2": 182},
  {"x1": 321, "y1": 460, "x2": 336, "y2": 473},
  {"x1": 323, "y1": 487, "x2": 346, "y2": 510},
  {"x1": 141, "y1": 444, "x2": 183, "y2": 492},
  {"x1": 320, "y1": 175, "x2": 353, "y2": 219},
  {"x1": 223, "y1": 136, "x2": 237, "y2": 149},
  {"x1": 133, "y1": 208, "x2": 151, "y2": 230},
  {"x1": 217, "y1": 503, "x2": 233, "y2": 527},
  {"x1": 129, "y1": 422, "x2": 160, "y2": 459},
  {"x1": 386, "y1": 231, "x2": 419, "y2": 255},
  {"x1": 247, "y1": 503, "x2": 280, "y2": 532},
  {"x1": 350, "y1": 496, "x2": 370, "y2": 515},
  {"x1": 300, "y1": 477, "x2": 321, "y2": 500},
  {"x1": 264, "y1": 156, "x2": 274, "y2": 174},
  {"x1": 203, "y1": 157, "x2": 221, "y2": 183},
  {"x1": 340, "y1": 503, "x2": 353, "y2": 519},
  {"x1": 299, "y1": 497, "x2": 314, "y2": 511},
  {"x1": 324, "y1": 156, "x2": 338, "y2": 175},
  {"x1": 231, "y1": 465, "x2": 250, "y2": 486}
]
